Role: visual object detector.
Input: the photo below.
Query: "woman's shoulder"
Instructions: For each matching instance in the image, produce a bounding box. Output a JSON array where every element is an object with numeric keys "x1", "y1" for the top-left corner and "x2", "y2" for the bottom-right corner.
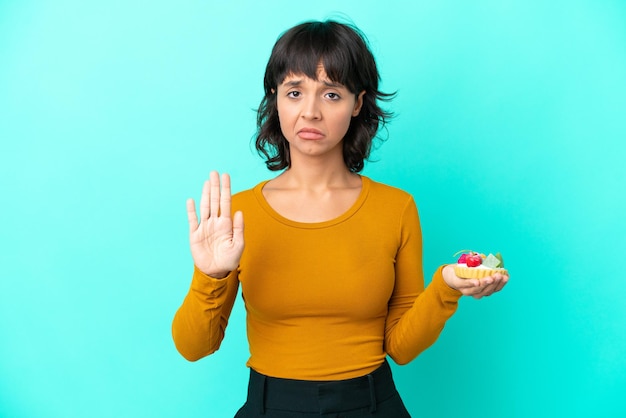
[
  {"x1": 361, "y1": 177, "x2": 420, "y2": 226},
  {"x1": 231, "y1": 180, "x2": 269, "y2": 209},
  {"x1": 364, "y1": 176, "x2": 414, "y2": 202}
]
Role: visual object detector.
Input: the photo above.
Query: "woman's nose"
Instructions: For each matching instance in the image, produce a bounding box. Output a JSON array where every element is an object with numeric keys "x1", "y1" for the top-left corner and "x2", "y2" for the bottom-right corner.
[{"x1": 301, "y1": 96, "x2": 322, "y2": 120}]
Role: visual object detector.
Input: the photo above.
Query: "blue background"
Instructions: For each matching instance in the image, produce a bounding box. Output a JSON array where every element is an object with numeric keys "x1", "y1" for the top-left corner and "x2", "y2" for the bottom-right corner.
[{"x1": 1, "y1": 1, "x2": 625, "y2": 417}]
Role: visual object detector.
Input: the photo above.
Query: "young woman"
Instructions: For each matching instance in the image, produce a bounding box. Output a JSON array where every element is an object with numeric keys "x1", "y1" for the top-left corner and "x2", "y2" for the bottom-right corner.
[{"x1": 172, "y1": 20, "x2": 508, "y2": 417}]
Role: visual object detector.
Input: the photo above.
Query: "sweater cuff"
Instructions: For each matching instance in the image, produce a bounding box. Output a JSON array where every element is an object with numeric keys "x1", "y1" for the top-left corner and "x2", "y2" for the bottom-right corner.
[
  {"x1": 432, "y1": 265, "x2": 463, "y2": 301},
  {"x1": 191, "y1": 265, "x2": 236, "y2": 290}
]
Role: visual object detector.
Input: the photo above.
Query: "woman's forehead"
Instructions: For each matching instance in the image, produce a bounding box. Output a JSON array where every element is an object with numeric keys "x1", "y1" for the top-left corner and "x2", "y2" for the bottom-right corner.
[{"x1": 280, "y1": 65, "x2": 345, "y2": 87}]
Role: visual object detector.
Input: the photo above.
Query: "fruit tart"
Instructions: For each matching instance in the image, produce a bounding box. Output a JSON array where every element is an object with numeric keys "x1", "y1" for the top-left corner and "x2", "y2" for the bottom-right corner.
[{"x1": 453, "y1": 250, "x2": 508, "y2": 279}]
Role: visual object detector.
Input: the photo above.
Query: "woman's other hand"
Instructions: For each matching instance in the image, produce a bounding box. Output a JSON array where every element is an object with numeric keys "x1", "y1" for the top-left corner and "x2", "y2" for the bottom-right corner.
[
  {"x1": 187, "y1": 171, "x2": 244, "y2": 278},
  {"x1": 442, "y1": 265, "x2": 508, "y2": 299}
]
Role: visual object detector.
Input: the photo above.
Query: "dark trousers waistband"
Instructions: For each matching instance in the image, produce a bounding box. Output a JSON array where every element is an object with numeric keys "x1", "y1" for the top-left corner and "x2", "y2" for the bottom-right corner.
[{"x1": 246, "y1": 360, "x2": 399, "y2": 415}]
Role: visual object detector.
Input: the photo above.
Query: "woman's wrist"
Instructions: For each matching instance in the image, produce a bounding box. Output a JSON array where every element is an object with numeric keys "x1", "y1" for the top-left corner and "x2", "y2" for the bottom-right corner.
[
  {"x1": 206, "y1": 271, "x2": 230, "y2": 279},
  {"x1": 195, "y1": 265, "x2": 231, "y2": 279}
]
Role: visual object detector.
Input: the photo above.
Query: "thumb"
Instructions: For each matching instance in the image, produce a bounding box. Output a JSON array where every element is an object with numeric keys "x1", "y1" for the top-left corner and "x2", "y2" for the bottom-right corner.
[{"x1": 232, "y1": 211, "x2": 244, "y2": 243}]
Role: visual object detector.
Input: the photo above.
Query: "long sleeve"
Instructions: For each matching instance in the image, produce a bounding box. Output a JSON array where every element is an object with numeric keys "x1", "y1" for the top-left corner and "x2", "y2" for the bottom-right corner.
[
  {"x1": 171, "y1": 178, "x2": 463, "y2": 379},
  {"x1": 171, "y1": 266, "x2": 240, "y2": 361},
  {"x1": 383, "y1": 197, "x2": 462, "y2": 364}
]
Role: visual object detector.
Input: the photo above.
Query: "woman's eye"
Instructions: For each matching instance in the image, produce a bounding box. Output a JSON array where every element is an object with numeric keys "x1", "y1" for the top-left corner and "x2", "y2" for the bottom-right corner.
[
  {"x1": 326, "y1": 92, "x2": 340, "y2": 100},
  {"x1": 287, "y1": 91, "x2": 301, "y2": 98}
]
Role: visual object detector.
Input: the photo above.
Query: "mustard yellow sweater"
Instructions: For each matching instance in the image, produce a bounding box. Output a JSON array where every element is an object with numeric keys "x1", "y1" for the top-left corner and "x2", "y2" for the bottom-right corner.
[{"x1": 172, "y1": 177, "x2": 462, "y2": 380}]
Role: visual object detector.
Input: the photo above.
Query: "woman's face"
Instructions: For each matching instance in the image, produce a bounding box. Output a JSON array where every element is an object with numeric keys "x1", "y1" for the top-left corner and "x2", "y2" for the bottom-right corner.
[{"x1": 275, "y1": 66, "x2": 365, "y2": 165}]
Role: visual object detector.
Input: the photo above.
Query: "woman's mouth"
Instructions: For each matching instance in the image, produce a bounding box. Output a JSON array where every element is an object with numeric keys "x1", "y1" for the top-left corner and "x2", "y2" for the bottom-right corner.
[{"x1": 297, "y1": 128, "x2": 324, "y2": 140}]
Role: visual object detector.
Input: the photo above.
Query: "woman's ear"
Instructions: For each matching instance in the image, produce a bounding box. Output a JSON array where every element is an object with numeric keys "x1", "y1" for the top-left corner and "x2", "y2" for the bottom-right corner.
[{"x1": 352, "y1": 91, "x2": 366, "y2": 117}]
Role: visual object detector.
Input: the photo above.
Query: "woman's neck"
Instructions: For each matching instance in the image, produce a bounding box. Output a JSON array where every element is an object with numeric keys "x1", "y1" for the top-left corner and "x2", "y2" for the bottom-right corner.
[
  {"x1": 262, "y1": 160, "x2": 363, "y2": 223},
  {"x1": 272, "y1": 163, "x2": 359, "y2": 191}
]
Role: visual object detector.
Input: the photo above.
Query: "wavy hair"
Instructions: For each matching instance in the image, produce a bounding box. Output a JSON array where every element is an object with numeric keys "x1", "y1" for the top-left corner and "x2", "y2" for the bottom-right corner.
[{"x1": 255, "y1": 20, "x2": 394, "y2": 172}]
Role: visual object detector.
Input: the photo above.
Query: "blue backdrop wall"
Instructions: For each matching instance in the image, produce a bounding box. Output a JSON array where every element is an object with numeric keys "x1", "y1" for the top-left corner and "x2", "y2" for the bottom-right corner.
[{"x1": 1, "y1": 1, "x2": 625, "y2": 417}]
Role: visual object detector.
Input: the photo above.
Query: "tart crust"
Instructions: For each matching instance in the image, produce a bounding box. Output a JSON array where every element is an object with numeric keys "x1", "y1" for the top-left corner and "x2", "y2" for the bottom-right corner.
[{"x1": 454, "y1": 265, "x2": 507, "y2": 279}]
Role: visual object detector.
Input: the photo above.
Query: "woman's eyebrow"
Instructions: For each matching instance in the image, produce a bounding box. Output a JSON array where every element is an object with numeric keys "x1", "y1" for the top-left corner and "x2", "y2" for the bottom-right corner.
[
  {"x1": 281, "y1": 79, "x2": 345, "y2": 88},
  {"x1": 322, "y1": 80, "x2": 344, "y2": 88},
  {"x1": 282, "y1": 79, "x2": 302, "y2": 87}
]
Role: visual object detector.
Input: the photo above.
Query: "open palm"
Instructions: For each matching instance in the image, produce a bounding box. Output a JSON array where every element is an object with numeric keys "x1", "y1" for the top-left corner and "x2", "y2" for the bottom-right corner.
[{"x1": 187, "y1": 171, "x2": 244, "y2": 278}]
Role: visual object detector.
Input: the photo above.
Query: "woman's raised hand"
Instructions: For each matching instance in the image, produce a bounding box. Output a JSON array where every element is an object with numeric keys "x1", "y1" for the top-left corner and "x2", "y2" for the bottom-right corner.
[{"x1": 187, "y1": 171, "x2": 244, "y2": 278}]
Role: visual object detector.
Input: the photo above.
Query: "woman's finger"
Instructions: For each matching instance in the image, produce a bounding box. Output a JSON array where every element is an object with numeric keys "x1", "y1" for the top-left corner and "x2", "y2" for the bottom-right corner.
[
  {"x1": 456, "y1": 278, "x2": 480, "y2": 291},
  {"x1": 478, "y1": 282, "x2": 498, "y2": 298},
  {"x1": 199, "y1": 180, "x2": 210, "y2": 220},
  {"x1": 187, "y1": 198, "x2": 199, "y2": 232},
  {"x1": 220, "y1": 173, "x2": 232, "y2": 219},
  {"x1": 474, "y1": 275, "x2": 508, "y2": 298},
  {"x1": 490, "y1": 275, "x2": 508, "y2": 294},
  {"x1": 210, "y1": 171, "x2": 221, "y2": 218},
  {"x1": 460, "y1": 277, "x2": 491, "y2": 298},
  {"x1": 233, "y1": 210, "x2": 244, "y2": 243}
]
